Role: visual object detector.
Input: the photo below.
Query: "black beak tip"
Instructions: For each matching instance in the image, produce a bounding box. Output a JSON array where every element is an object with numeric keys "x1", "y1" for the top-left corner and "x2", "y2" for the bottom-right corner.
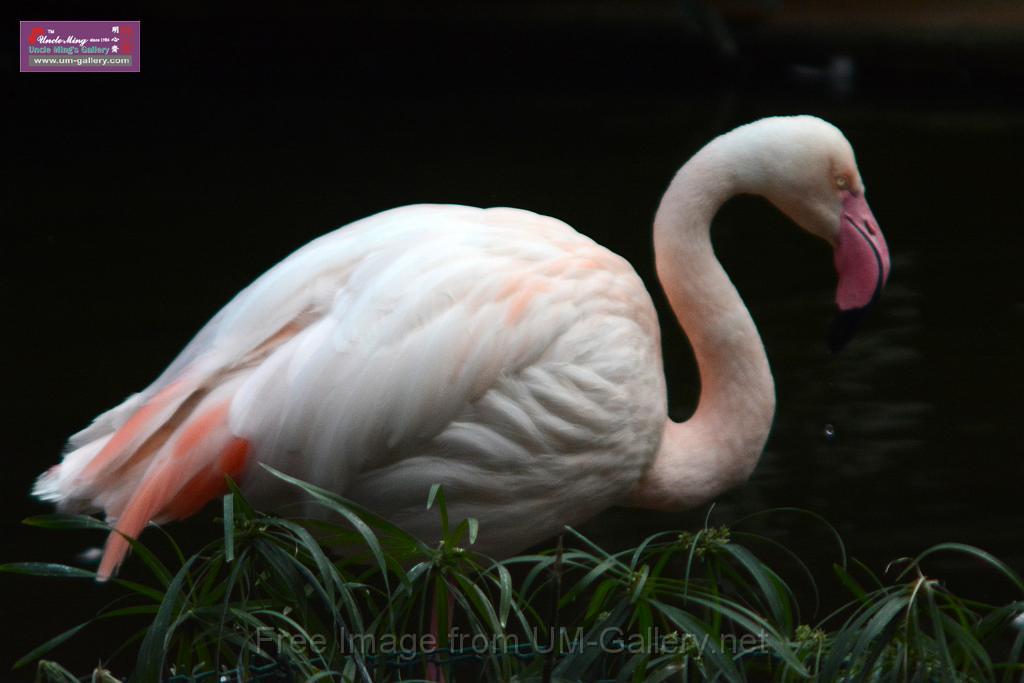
[{"x1": 828, "y1": 307, "x2": 869, "y2": 354}]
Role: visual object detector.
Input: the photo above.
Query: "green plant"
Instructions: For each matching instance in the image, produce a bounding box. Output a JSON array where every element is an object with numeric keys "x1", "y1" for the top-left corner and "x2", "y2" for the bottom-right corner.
[{"x1": 4, "y1": 468, "x2": 1022, "y2": 682}]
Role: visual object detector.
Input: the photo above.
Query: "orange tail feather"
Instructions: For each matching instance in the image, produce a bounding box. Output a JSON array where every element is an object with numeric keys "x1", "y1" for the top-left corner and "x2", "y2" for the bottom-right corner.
[{"x1": 96, "y1": 398, "x2": 250, "y2": 580}]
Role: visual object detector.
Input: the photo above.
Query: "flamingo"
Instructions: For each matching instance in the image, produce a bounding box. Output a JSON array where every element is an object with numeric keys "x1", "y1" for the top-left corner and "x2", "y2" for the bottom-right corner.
[{"x1": 35, "y1": 115, "x2": 890, "y2": 580}]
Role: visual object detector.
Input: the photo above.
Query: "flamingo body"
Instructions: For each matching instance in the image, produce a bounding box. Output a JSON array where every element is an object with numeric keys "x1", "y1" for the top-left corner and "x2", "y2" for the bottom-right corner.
[{"x1": 38, "y1": 206, "x2": 668, "y2": 575}]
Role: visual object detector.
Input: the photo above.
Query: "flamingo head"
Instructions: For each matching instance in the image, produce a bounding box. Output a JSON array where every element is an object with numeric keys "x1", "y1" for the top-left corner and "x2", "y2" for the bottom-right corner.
[{"x1": 728, "y1": 116, "x2": 891, "y2": 351}]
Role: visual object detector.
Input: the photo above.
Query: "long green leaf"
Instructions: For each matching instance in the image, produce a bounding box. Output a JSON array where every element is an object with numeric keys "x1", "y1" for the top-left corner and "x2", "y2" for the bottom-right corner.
[
  {"x1": 22, "y1": 514, "x2": 110, "y2": 531},
  {"x1": 909, "y1": 543, "x2": 1024, "y2": 593},
  {"x1": 134, "y1": 554, "x2": 198, "y2": 681},
  {"x1": 720, "y1": 543, "x2": 791, "y2": 629},
  {"x1": 13, "y1": 622, "x2": 91, "y2": 669},
  {"x1": 261, "y1": 465, "x2": 395, "y2": 591},
  {"x1": 0, "y1": 562, "x2": 94, "y2": 579},
  {"x1": 649, "y1": 599, "x2": 743, "y2": 680}
]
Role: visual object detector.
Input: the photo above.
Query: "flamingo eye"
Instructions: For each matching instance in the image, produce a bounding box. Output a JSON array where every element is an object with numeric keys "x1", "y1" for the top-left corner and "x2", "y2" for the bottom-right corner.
[{"x1": 835, "y1": 175, "x2": 849, "y2": 190}]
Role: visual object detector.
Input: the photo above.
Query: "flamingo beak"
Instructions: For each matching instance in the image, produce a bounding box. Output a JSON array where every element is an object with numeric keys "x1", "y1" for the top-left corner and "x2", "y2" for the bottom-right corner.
[{"x1": 828, "y1": 191, "x2": 891, "y2": 352}]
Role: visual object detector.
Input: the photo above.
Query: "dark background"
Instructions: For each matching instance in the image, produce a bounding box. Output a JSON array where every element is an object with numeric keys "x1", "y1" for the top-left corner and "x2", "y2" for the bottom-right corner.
[{"x1": 5, "y1": 0, "x2": 1023, "y2": 675}]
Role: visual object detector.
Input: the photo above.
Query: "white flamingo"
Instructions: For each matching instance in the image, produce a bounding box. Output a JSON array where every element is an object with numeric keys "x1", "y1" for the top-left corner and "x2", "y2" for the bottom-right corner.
[{"x1": 35, "y1": 116, "x2": 890, "y2": 580}]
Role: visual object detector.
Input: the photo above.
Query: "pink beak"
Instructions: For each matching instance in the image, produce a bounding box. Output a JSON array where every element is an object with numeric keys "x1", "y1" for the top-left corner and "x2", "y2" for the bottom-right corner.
[{"x1": 829, "y1": 191, "x2": 891, "y2": 352}]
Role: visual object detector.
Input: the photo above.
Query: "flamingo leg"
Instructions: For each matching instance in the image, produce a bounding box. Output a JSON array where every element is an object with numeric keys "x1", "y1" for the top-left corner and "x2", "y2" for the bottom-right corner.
[{"x1": 427, "y1": 589, "x2": 455, "y2": 682}]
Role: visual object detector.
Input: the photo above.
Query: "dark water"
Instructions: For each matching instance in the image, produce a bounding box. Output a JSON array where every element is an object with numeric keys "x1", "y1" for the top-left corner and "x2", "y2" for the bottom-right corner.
[{"x1": 5, "y1": 12, "x2": 1023, "y2": 673}]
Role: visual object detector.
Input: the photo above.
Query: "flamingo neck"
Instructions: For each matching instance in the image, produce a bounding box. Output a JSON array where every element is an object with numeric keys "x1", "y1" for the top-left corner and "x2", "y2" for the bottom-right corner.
[{"x1": 631, "y1": 141, "x2": 776, "y2": 511}]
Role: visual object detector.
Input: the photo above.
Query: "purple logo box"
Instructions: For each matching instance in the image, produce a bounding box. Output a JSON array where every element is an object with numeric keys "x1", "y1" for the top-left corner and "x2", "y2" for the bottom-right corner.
[{"x1": 20, "y1": 21, "x2": 140, "y2": 73}]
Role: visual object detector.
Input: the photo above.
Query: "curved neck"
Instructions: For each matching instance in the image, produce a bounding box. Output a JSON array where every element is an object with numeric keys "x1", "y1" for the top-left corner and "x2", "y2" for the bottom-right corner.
[{"x1": 631, "y1": 143, "x2": 776, "y2": 511}]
